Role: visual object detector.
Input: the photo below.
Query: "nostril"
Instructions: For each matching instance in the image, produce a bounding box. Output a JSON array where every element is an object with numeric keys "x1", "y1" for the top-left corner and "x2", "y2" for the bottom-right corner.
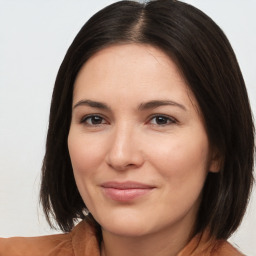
[{"x1": 106, "y1": 154, "x2": 143, "y2": 171}]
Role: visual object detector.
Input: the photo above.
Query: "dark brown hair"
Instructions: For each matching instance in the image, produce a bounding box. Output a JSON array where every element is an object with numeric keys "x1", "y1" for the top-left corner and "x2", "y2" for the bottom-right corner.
[{"x1": 40, "y1": 0, "x2": 255, "y2": 239}]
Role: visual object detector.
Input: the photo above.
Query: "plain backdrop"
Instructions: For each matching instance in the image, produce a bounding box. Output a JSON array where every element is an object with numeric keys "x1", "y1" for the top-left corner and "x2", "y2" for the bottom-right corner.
[{"x1": 0, "y1": 1, "x2": 255, "y2": 255}]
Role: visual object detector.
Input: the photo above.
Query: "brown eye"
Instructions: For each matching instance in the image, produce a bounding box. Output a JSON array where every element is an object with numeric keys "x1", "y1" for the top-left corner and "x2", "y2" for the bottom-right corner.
[
  {"x1": 81, "y1": 115, "x2": 107, "y2": 125},
  {"x1": 149, "y1": 115, "x2": 176, "y2": 125}
]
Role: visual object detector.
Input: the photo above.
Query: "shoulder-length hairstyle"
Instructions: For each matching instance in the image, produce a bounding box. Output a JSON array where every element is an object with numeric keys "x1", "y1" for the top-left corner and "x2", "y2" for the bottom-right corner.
[{"x1": 40, "y1": 0, "x2": 255, "y2": 240}]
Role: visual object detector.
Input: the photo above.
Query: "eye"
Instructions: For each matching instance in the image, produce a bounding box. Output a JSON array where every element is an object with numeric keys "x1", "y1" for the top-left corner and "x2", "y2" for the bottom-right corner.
[
  {"x1": 149, "y1": 115, "x2": 176, "y2": 126},
  {"x1": 80, "y1": 115, "x2": 107, "y2": 126}
]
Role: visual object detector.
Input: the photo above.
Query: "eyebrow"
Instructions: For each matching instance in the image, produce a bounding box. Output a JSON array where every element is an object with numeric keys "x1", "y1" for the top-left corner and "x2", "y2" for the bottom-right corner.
[
  {"x1": 73, "y1": 99, "x2": 110, "y2": 110},
  {"x1": 138, "y1": 100, "x2": 187, "y2": 111},
  {"x1": 73, "y1": 99, "x2": 186, "y2": 111}
]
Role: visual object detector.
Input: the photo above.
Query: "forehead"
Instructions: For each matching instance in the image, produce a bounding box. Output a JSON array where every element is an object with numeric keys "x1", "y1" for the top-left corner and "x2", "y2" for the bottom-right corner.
[
  {"x1": 73, "y1": 43, "x2": 199, "y2": 112},
  {"x1": 74, "y1": 44, "x2": 187, "y2": 92}
]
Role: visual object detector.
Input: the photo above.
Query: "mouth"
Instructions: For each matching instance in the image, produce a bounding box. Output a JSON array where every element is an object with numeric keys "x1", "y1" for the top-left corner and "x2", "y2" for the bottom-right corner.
[{"x1": 100, "y1": 181, "x2": 155, "y2": 202}]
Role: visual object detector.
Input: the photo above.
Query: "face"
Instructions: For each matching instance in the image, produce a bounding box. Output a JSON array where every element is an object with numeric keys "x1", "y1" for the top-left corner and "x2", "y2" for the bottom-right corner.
[{"x1": 68, "y1": 44, "x2": 217, "y2": 239}]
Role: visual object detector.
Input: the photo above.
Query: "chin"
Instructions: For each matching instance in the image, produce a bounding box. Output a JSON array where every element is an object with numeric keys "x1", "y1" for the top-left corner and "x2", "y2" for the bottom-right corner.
[
  {"x1": 98, "y1": 213, "x2": 152, "y2": 237},
  {"x1": 102, "y1": 223, "x2": 151, "y2": 238}
]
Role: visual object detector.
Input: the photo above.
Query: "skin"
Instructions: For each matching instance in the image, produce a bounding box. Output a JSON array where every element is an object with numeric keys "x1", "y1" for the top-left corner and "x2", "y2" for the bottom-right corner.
[{"x1": 68, "y1": 44, "x2": 219, "y2": 256}]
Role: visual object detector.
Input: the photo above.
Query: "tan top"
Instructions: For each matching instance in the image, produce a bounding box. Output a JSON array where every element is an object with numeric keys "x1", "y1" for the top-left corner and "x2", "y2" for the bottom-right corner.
[{"x1": 0, "y1": 221, "x2": 244, "y2": 256}]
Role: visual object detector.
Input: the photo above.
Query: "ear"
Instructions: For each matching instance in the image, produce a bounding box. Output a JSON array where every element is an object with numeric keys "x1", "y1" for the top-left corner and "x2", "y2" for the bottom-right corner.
[{"x1": 208, "y1": 150, "x2": 223, "y2": 173}]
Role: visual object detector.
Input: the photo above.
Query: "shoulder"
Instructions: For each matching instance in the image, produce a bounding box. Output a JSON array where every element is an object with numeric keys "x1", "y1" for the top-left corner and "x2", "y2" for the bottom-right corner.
[
  {"x1": 0, "y1": 233, "x2": 72, "y2": 256},
  {"x1": 210, "y1": 240, "x2": 245, "y2": 256},
  {"x1": 0, "y1": 221, "x2": 100, "y2": 256},
  {"x1": 178, "y1": 231, "x2": 245, "y2": 256}
]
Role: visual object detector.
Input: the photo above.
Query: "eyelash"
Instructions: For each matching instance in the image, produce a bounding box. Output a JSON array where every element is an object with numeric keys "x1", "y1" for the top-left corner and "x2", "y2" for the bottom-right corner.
[
  {"x1": 80, "y1": 114, "x2": 177, "y2": 127},
  {"x1": 80, "y1": 114, "x2": 107, "y2": 126},
  {"x1": 148, "y1": 114, "x2": 177, "y2": 126}
]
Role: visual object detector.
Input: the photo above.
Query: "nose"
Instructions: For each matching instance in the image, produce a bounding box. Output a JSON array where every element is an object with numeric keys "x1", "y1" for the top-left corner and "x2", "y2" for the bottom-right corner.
[{"x1": 106, "y1": 123, "x2": 144, "y2": 171}]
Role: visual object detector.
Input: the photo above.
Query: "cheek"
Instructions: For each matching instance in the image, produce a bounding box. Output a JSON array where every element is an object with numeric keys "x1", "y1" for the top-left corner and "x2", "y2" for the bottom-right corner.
[
  {"x1": 68, "y1": 132, "x2": 104, "y2": 175},
  {"x1": 148, "y1": 134, "x2": 209, "y2": 214},
  {"x1": 67, "y1": 132, "x2": 104, "y2": 208},
  {"x1": 67, "y1": 132, "x2": 105, "y2": 203},
  {"x1": 146, "y1": 130, "x2": 209, "y2": 185}
]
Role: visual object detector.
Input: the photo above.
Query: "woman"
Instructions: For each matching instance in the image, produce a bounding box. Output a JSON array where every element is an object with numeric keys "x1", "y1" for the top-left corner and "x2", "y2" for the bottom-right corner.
[{"x1": 0, "y1": 0, "x2": 254, "y2": 255}]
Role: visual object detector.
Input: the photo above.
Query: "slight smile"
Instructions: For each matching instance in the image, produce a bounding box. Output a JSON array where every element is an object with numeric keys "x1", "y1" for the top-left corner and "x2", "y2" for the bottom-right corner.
[{"x1": 101, "y1": 181, "x2": 156, "y2": 202}]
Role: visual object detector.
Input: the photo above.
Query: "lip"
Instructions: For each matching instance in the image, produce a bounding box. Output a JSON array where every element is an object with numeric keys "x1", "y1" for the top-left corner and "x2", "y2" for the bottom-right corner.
[{"x1": 101, "y1": 181, "x2": 155, "y2": 202}]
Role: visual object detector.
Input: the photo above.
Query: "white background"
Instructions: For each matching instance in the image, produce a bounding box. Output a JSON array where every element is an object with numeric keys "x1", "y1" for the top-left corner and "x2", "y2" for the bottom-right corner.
[{"x1": 0, "y1": 1, "x2": 255, "y2": 255}]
